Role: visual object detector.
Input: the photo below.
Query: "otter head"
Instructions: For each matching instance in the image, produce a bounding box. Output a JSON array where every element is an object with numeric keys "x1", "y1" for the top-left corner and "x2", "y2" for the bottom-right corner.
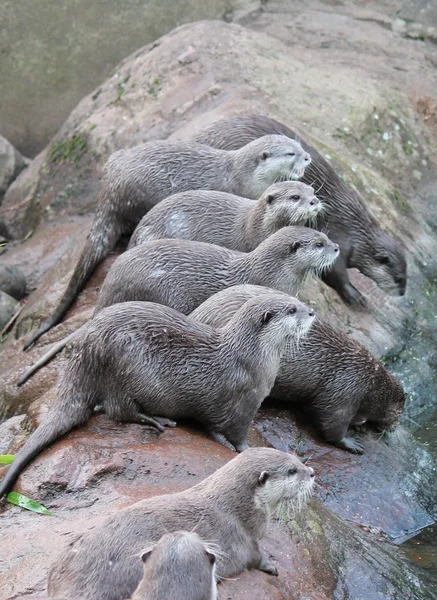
[
  {"x1": 254, "y1": 450, "x2": 315, "y2": 514},
  {"x1": 371, "y1": 373, "x2": 406, "y2": 432},
  {"x1": 355, "y1": 230, "x2": 407, "y2": 297},
  {"x1": 138, "y1": 532, "x2": 217, "y2": 599},
  {"x1": 238, "y1": 294, "x2": 316, "y2": 349},
  {"x1": 262, "y1": 181, "x2": 322, "y2": 229},
  {"x1": 246, "y1": 135, "x2": 311, "y2": 194}
]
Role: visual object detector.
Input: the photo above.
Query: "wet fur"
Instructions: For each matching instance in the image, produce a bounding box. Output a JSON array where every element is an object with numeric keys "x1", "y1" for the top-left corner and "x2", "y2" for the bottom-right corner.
[
  {"x1": 131, "y1": 532, "x2": 217, "y2": 600},
  {"x1": 95, "y1": 227, "x2": 339, "y2": 316},
  {"x1": 128, "y1": 181, "x2": 321, "y2": 252},
  {"x1": 191, "y1": 285, "x2": 406, "y2": 454},
  {"x1": 23, "y1": 135, "x2": 310, "y2": 349},
  {"x1": 1, "y1": 296, "x2": 315, "y2": 497},
  {"x1": 192, "y1": 115, "x2": 407, "y2": 307},
  {"x1": 47, "y1": 448, "x2": 314, "y2": 600}
]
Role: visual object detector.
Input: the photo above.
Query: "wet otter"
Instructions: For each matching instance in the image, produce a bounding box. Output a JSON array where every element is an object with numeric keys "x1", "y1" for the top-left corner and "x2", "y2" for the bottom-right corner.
[
  {"x1": 47, "y1": 448, "x2": 315, "y2": 600},
  {"x1": 130, "y1": 532, "x2": 217, "y2": 600},
  {"x1": 191, "y1": 284, "x2": 406, "y2": 454},
  {"x1": 23, "y1": 135, "x2": 311, "y2": 350},
  {"x1": 2, "y1": 296, "x2": 315, "y2": 497},
  {"x1": 16, "y1": 226, "x2": 336, "y2": 387},
  {"x1": 191, "y1": 114, "x2": 407, "y2": 307},
  {"x1": 95, "y1": 227, "x2": 339, "y2": 316},
  {"x1": 128, "y1": 181, "x2": 321, "y2": 251}
]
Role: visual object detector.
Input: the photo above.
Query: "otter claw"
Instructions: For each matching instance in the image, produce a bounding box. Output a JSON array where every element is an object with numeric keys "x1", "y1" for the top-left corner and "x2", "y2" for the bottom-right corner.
[
  {"x1": 234, "y1": 440, "x2": 249, "y2": 453},
  {"x1": 335, "y1": 437, "x2": 364, "y2": 454},
  {"x1": 258, "y1": 557, "x2": 278, "y2": 576}
]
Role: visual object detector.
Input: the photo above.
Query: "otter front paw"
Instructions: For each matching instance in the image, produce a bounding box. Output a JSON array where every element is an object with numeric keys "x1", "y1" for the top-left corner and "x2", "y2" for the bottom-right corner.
[
  {"x1": 334, "y1": 436, "x2": 364, "y2": 454},
  {"x1": 258, "y1": 555, "x2": 278, "y2": 576},
  {"x1": 341, "y1": 284, "x2": 368, "y2": 309}
]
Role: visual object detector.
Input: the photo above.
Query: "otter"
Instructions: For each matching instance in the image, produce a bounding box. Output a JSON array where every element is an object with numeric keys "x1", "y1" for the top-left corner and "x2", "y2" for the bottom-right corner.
[
  {"x1": 23, "y1": 135, "x2": 311, "y2": 350},
  {"x1": 16, "y1": 226, "x2": 336, "y2": 387},
  {"x1": 130, "y1": 532, "x2": 217, "y2": 600},
  {"x1": 47, "y1": 448, "x2": 315, "y2": 600},
  {"x1": 2, "y1": 296, "x2": 315, "y2": 497},
  {"x1": 128, "y1": 181, "x2": 321, "y2": 251},
  {"x1": 191, "y1": 114, "x2": 407, "y2": 307},
  {"x1": 95, "y1": 227, "x2": 338, "y2": 316},
  {"x1": 191, "y1": 284, "x2": 406, "y2": 454}
]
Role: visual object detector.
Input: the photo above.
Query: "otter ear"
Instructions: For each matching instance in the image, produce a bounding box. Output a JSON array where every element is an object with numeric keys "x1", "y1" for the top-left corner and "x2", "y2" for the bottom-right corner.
[
  {"x1": 260, "y1": 151, "x2": 271, "y2": 160},
  {"x1": 375, "y1": 254, "x2": 390, "y2": 265},
  {"x1": 258, "y1": 471, "x2": 270, "y2": 486},
  {"x1": 206, "y1": 551, "x2": 216, "y2": 566},
  {"x1": 141, "y1": 549, "x2": 153, "y2": 563},
  {"x1": 265, "y1": 194, "x2": 275, "y2": 204},
  {"x1": 261, "y1": 311, "x2": 274, "y2": 325},
  {"x1": 289, "y1": 241, "x2": 301, "y2": 253}
]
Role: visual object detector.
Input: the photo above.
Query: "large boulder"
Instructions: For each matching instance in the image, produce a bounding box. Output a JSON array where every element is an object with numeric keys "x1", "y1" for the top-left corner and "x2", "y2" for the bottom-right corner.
[
  {"x1": 0, "y1": 5, "x2": 437, "y2": 598},
  {"x1": 0, "y1": 0, "x2": 258, "y2": 157}
]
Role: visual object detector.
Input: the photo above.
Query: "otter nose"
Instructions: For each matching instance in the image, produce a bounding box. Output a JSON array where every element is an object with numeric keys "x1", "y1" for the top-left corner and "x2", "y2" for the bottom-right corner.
[
  {"x1": 308, "y1": 467, "x2": 315, "y2": 477},
  {"x1": 309, "y1": 197, "x2": 319, "y2": 206},
  {"x1": 308, "y1": 310, "x2": 315, "y2": 317},
  {"x1": 304, "y1": 153, "x2": 310, "y2": 162},
  {"x1": 333, "y1": 244, "x2": 340, "y2": 253}
]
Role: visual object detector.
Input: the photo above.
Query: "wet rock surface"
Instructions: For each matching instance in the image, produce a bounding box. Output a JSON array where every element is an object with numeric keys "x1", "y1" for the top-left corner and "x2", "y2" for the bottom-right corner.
[{"x1": 0, "y1": 2, "x2": 437, "y2": 599}]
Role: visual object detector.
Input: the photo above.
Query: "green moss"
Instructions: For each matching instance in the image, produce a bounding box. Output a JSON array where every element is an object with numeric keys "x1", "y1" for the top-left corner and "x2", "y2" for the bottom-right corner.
[{"x1": 49, "y1": 132, "x2": 88, "y2": 167}]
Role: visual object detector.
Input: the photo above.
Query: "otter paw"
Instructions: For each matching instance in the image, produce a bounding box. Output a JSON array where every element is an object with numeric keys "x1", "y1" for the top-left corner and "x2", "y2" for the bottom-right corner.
[
  {"x1": 153, "y1": 416, "x2": 177, "y2": 428},
  {"x1": 258, "y1": 556, "x2": 278, "y2": 576},
  {"x1": 234, "y1": 440, "x2": 249, "y2": 453},
  {"x1": 335, "y1": 437, "x2": 364, "y2": 454},
  {"x1": 342, "y1": 285, "x2": 368, "y2": 309}
]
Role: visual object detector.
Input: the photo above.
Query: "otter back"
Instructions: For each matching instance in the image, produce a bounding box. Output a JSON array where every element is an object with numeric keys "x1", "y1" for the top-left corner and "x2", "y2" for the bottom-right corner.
[
  {"x1": 191, "y1": 284, "x2": 406, "y2": 455},
  {"x1": 192, "y1": 114, "x2": 407, "y2": 308}
]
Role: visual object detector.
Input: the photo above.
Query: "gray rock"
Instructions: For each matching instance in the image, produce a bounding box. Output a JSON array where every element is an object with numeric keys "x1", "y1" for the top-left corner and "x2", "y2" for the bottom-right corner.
[
  {"x1": 0, "y1": 290, "x2": 19, "y2": 330},
  {"x1": 0, "y1": 136, "x2": 29, "y2": 205},
  {"x1": 0, "y1": 264, "x2": 26, "y2": 300}
]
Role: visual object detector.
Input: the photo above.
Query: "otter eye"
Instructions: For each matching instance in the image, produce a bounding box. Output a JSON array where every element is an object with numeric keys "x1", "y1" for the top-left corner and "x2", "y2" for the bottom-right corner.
[
  {"x1": 315, "y1": 241, "x2": 324, "y2": 248},
  {"x1": 291, "y1": 195, "x2": 300, "y2": 201},
  {"x1": 287, "y1": 152, "x2": 296, "y2": 156},
  {"x1": 289, "y1": 241, "x2": 301, "y2": 253},
  {"x1": 261, "y1": 311, "x2": 274, "y2": 325},
  {"x1": 288, "y1": 468, "x2": 298, "y2": 476},
  {"x1": 289, "y1": 306, "x2": 297, "y2": 314},
  {"x1": 377, "y1": 255, "x2": 390, "y2": 265}
]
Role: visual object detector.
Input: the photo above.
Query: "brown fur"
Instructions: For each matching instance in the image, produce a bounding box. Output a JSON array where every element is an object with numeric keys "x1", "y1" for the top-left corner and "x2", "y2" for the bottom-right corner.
[
  {"x1": 192, "y1": 114, "x2": 407, "y2": 307},
  {"x1": 2, "y1": 296, "x2": 315, "y2": 497},
  {"x1": 47, "y1": 448, "x2": 315, "y2": 600},
  {"x1": 130, "y1": 532, "x2": 217, "y2": 600},
  {"x1": 191, "y1": 285, "x2": 406, "y2": 454},
  {"x1": 95, "y1": 227, "x2": 339, "y2": 316},
  {"x1": 23, "y1": 135, "x2": 311, "y2": 349},
  {"x1": 128, "y1": 181, "x2": 321, "y2": 251}
]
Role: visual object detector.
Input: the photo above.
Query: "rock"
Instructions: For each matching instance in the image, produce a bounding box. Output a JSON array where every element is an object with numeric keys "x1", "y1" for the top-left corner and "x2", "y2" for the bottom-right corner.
[
  {"x1": 0, "y1": 6, "x2": 437, "y2": 599},
  {"x1": 0, "y1": 135, "x2": 29, "y2": 205},
  {"x1": 0, "y1": 263, "x2": 26, "y2": 300},
  {"x1": 0, "y1": 0, "x2": 259, "y2": 157},
  {"x1": 0, "y1": 290, "x2": 19, "y2": 331},
  {"x1": 0, "y1": 417, "x2": 435, "y2": 600}
]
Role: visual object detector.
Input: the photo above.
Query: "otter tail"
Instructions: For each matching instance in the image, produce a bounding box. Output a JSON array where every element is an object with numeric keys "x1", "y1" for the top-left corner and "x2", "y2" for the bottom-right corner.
[
  {"x1": 18, "y1": 329, "x2": 82, "y2": 387},
  {"x1": 23, "y1": 219, "x2": 122, "y2": 350},
  {"x1": 0, "y1": 395, "x2": 93, "y2": 499}
]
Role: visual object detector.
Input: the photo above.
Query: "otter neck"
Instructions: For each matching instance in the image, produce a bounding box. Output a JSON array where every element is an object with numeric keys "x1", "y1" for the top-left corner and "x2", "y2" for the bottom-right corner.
[
  {"x1": 243, "y1": 199, "x2": 278, "y2": 250},
  {"x1": 230, "y1": 246, "x2": 307, "y2": 295},
  {"x1": 197, "y1": 471, "x2": 270, "y2": 539},
  {"x1": 228, "y1": 148, "x2": 271, "y2": 199}
]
